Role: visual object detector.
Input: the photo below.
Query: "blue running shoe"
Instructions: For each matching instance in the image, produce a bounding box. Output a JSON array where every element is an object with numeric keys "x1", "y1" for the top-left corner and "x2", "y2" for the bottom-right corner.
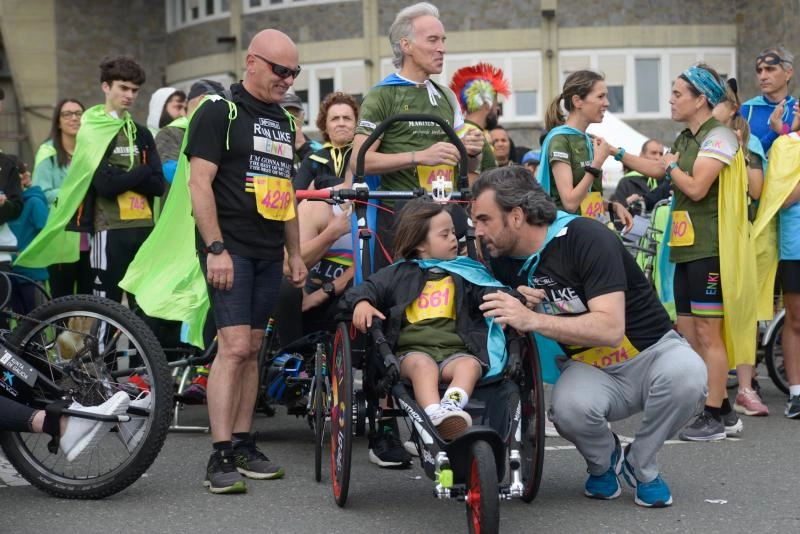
[
  {"x1": 584, "y1": 433, "x2": 622, "y2": 500},
  {"x1": 620, "y1": 445, "x2": 673, "y2": 508}
]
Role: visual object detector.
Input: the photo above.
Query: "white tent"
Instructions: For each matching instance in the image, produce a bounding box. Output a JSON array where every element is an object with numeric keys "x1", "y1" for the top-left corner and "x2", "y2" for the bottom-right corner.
[{"x1": 586, "y1": 111, "x2": 651, "y2": 194}]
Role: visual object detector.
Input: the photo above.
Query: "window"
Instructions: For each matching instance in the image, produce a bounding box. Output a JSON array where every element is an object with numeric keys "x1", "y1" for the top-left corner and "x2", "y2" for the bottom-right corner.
[
  {"x1": 244, "y1": 0, "x2": 355, "y2": 13},
  {"x1": 635, "y1": 58, "x2": 660, "y2": 113},
  {"x1": 382, "y1": 51, "x2": 543, "y2": 124},
  {"x1": 560, "y1": 47, "x2": 735, "y2": 118},
  {"x1": 166, "y1": 0, "x2": 229, "y2": 30},
  {"x1": 290, "y1": 60, "x2": 367, "y2": 133}
]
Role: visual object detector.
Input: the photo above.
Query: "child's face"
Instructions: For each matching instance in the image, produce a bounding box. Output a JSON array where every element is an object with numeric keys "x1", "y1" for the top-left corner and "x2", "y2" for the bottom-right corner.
[{"x1": 416, "y1": 211, "x2": 458, "y2": 260}]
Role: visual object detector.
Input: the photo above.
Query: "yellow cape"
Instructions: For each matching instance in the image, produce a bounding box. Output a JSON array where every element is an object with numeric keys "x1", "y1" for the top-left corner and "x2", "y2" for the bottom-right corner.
[
  {"x1": 719, "y1": 149, "x2": 757, "y2": 368},
  {"x1": 751, "y1": 133, "x2": 800, "y2": 321}
]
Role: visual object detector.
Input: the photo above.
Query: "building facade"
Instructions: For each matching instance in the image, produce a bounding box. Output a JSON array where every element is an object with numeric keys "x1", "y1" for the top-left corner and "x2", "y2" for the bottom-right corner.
[{"x1": 0, "y1": 0, "x2": 798, "y2": 162}]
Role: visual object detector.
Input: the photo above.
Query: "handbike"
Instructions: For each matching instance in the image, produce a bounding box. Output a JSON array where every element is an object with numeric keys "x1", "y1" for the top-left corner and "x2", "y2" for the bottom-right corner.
[{"x1": 0, "y1": 294, "x2": 172, "y2": 498}]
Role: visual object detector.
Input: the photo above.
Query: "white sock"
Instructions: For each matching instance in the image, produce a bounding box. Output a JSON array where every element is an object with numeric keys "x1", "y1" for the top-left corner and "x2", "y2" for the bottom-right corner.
[
  {"x1": 442, "y1": 387, "x2": 468, "y2": 409},
  {"x1": 789, "y1": 385, "x2": 800, "y2": 397},
  {"x1": 424, "y1": 403, "x2": 441, "y2": 417}
]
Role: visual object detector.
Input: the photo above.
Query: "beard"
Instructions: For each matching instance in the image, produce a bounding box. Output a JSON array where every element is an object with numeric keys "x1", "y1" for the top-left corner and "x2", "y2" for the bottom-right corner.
[{"x1": 485, "y1": 111, "x2": 499, "y2": 131}]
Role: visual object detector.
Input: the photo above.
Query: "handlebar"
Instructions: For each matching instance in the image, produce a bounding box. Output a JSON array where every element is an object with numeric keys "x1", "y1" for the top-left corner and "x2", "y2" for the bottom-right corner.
[
  {"x1": 354, "y1": 113, "x2": 470, "y2": 191},
  {"x1": 295, "y1": 187, "x2": 469, "y2": 202}
]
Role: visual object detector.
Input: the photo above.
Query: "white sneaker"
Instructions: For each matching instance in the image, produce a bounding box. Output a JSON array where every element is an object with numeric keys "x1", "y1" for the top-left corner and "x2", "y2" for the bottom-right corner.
[
  {"x1": 60, "y1": 391, "x2": 130, "y2": 462},
  {"x1": 430, "y1": 400, "x2": 472, "y2": 440},
  {"x1": 117, "y1": 392, "x2": 151, "y2": 452},
  {"x1": 403, "y1": 440, "x2": 419, "y2": 457}
]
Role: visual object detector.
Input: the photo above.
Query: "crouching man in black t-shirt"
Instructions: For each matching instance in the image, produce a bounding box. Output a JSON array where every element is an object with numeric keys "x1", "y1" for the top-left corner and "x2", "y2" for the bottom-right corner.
[
  {"x1": 473, "y1": 166, "x2": 706, "y2": 508},
  {"x1": 186, "y1": 29, "x2": 307, "y2": 494}
]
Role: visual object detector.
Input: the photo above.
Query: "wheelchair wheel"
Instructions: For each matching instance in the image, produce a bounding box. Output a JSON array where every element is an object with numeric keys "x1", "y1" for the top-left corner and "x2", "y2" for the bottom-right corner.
[
  {"x1": 520, "y1": 338, "x2": 545, "y2": 503},
  {"x1": 764, "y1": 315, "x2": 790, "y2": 395},
  {"x1": 465, "y1": 440, "x2": 499, "y2": 534},
  {"x1": 330, "y1": 321, "x2": 353, "y2": 506},
  {"x1": 313, "y1": 343, "x2": 329, "y2": 482},
  {"x1": 0, "y1": 295, "x2": 172, "y2": 499}
]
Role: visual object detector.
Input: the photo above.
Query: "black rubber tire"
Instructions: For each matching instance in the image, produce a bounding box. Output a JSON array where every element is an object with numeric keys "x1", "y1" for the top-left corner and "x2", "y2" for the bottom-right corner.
[
  {"x1": 313, "y1": 343, "x2": 328, "y2": 482},
  {"x1": 521, "y1": 338, "x2": 545, "y2": 503},
  {"x1": 330, "y1": 321, "x2": 353, "y2": 506},
  {"x1": 0, "y1": 295, "x2": 172, "y2": 499},
  {"x1": 465, "y1": 440, "x2": 500, "y2": 534},
  {"x1": 764, "y1": 316, "x2": 790, "y2": 395}
]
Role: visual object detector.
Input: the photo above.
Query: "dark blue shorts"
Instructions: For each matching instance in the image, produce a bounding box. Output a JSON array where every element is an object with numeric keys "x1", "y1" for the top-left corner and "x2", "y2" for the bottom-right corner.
[{"x1": 199, "y1": 252, "x2": 283, "y2": 330}]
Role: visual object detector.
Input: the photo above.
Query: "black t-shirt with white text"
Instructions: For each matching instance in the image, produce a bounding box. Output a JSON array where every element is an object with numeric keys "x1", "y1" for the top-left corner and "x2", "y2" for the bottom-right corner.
[
  {"x1": 490, "y1": 217, "x2": 672, "y2": 355},
  {"x1": 185, "y1": 83, "x2": 295, "y2": 260}
]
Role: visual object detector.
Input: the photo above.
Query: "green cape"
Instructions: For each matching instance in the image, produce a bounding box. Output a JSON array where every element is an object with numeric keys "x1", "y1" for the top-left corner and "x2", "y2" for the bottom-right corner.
[
  {"x1": 15, "y1": 105, "x2": 135, "y2": 268},
  {"x1": 120, "y1": 97, "x2": 237, "y2": 348}
]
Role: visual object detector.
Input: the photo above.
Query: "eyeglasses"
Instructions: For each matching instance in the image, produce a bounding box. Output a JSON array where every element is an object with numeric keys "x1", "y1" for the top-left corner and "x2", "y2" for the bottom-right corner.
[
  {"x1": 251, "y1": 53, "x2": 301, "y2": 80},
  {"x1": 60, "y1": 110, "x2": 83, "y2": 119},
  {"x1": 756, "y1": 52, "x2": 792, "y2": 67}
]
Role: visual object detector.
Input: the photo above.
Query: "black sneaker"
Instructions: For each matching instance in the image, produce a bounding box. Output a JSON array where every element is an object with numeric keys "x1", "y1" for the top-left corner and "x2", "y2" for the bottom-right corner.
[
  {"x1": 368, "y1": 432, "x2": 412, "y2": 468},
  {"x1": 786, "y1": 395, "x2": 800, "y2": 419},
  {"x1": 233, "y1": 435, "x2": 285, "y2": 480},
  {"x1": 678, "y1": 410, "x2": 725, "y2": 442},
  {"x1": 204, "y1": 449, "x2": 247, "y2": 494},
  {"x1": 722, "y1": 410, "x2": 743, "y2": 436}
]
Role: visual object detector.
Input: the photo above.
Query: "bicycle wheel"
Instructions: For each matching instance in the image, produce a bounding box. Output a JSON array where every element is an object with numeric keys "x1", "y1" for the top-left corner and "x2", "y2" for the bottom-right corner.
[
  {"x1": 313, "y1": 343, "x2": 329, "y2": 482},
  {"x1": 465, "y1": 440, "x2": 500, "y2": 534},
  {"x1": 0, "y1": 295, "x2": 172, "y2": 499},
  {"x1": 520, "y1": 338, "x2": 545, "y2": 503},
  {"x1": 764, "y1": 316, "x2": 790, "y2": 395},
  {"x1": 330, "y1": 321, "x2": 353, "y2": 506}
]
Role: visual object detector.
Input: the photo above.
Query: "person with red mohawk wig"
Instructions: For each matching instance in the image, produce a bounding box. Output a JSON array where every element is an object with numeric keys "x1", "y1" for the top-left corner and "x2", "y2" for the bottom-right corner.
[{"x1": 450, "y1": 63, "x2": 511, "y2": 182}]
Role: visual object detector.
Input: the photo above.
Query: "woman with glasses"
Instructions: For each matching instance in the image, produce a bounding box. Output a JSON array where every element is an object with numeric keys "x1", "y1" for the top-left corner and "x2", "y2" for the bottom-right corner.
[
  {"x1": 605, "y1": 63, "x2": 756, "y2": 441},
  {"x1": 32, "y1": 98, "x2": 92, "y2": 298}
]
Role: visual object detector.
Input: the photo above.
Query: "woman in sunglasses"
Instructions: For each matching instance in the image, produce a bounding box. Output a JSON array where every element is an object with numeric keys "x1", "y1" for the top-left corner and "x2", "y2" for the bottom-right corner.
[
  {"x1": 31, "y1": 98, "x2": 92, "y2": 298},
  {"x1": 604, "y1": 63, "x2": 756, "y2": 442},
  {"x1": 740, "y1": 47, "x2": 797, "y2": 154}
]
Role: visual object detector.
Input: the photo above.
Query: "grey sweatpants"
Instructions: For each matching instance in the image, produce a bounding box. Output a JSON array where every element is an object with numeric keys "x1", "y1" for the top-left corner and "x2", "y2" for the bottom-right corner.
[{"x1": 549, "y1": 329, "x2": 707, "y2": 483}]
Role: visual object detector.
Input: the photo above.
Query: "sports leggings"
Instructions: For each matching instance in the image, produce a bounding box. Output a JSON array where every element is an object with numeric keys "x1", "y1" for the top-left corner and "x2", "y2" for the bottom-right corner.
[{"x1": 0, "y1": 395, "x2": 36, "y2": 432}]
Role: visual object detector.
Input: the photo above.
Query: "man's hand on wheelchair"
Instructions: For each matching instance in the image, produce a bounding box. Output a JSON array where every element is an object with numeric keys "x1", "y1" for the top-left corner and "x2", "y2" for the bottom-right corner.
[{"x1": 353, "y1": 300, "x2": 386, "y2": 333}]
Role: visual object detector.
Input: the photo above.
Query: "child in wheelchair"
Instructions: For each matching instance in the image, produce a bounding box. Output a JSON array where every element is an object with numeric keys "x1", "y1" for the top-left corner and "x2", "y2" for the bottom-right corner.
[{"x1": 343, "y1": 198, "x2": 509, "y2": 440}]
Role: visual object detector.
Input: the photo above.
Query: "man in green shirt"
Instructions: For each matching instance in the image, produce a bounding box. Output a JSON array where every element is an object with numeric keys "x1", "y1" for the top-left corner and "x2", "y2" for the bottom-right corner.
[{"x1": 349, "y1": 0, "x2": 485, "y2": 468}]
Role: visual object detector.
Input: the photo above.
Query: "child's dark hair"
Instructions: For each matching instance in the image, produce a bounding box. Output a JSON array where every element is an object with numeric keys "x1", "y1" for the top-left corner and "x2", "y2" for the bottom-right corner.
[
  {"x1": 392, "y1": 198, "x2": 450, "y2": 261},
  {"x1": 99, "y1": 55, "x2": 146, "y2": 86}
]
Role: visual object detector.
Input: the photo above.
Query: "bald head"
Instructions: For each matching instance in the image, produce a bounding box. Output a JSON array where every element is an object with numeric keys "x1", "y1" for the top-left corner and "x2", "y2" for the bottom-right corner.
[{"x1": 244, "y1": 29, "x2": 299, "y2": 104}]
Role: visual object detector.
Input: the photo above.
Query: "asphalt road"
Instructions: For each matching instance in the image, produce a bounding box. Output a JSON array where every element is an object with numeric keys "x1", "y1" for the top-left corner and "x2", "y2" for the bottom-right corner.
[{"x1": 2, "y1": 368, "x2": 800, "y2": 534}]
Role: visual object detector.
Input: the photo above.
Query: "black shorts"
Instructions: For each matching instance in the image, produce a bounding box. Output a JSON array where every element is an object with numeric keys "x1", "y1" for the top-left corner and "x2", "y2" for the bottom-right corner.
[
  {"x1": 779, "y1": 259, "x2": 800, "y2": 294},
  {"x1": 199, "y1": 252, "x2": 283, "y2": 329},
  {"x1": 673, "y1": 256, "x2": 724, "y2": 318}
]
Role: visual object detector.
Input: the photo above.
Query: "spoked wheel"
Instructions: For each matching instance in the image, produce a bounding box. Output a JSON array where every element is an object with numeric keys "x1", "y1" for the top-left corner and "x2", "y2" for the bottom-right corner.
[
  {"x1": 330, "y1": 321, "x2": 353, "y2": 506},
  {"x1": 764, "y1": 315, "x2": 790, "y2": 395},
  {"x1": 520, "y1": 337, "x2": 545, "y2": 502},
  {"x1": 0, "y1": 295, "x2": 172, "y2": 499},
  {"x1": 313, "y1": 343, "x2": 329, "y2": 482},
  {"x1": 465, "y1": 440, "x2": 499, "y2": 534}
]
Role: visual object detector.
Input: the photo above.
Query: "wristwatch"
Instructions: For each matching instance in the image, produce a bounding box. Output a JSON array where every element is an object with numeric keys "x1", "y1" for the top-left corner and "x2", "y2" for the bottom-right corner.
[
  {"x1": 665, "y1": 162, "x2": 679, "y2": 181},
  {"x1": 322, "y1": 282, "x2": 336, "y2": 298},
  {"x1": 204, "y1": 241, "x2": 225, "y2": 255}
]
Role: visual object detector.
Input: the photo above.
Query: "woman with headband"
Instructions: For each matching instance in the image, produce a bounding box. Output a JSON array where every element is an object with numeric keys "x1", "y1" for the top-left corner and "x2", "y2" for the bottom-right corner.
[{"x1": 602, "y1": 63, "x2": 757, "y2": 442}]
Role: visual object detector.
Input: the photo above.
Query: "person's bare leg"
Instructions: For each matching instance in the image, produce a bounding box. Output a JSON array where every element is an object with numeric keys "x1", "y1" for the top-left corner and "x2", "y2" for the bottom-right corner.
[
  {"x1": 207, "y1": 325, "x2": 253, "y2": 442},
  {"x1": 399, "y1": 352, "x2": 440, "y2": 408}
]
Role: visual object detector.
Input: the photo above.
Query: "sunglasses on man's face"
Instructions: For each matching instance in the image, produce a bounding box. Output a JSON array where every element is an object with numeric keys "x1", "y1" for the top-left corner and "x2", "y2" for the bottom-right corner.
[
  {"x1": 756, "y1": 52, "x2": 792, "y2": 68},
  {"x1": 251, "y1": 53, "x2": 301, "y2": 79}
]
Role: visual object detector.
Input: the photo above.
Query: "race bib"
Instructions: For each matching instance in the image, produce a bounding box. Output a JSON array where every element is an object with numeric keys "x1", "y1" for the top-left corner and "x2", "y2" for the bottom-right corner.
[
  {"x1": 253, "y1": 175, "x2": 296, "y2": 221},
  {"x1": 669, "y1": 210, "x2": 695, "y2": 247},
  {"x1": 580, "y1": 191, "x2": 604, "y2": 219},
  {"x1": 416, "y1": 164, "x2": 455, "y2": 191},
  {"x1": 405, "y1": 276, "x2": 456, "y2": 323},
  {"x1": 571, "y1": 336, "x2": 640, "y2": 369},
  {"x1": 117, "y1": 191, "x2": 152, "y2": 220}
]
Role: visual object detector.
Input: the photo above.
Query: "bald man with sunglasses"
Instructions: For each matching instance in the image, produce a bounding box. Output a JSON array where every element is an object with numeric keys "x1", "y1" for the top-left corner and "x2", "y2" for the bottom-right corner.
[
  {"x1": 741, "y1": 47, "x2": 797, "y2": 154},
  {"x1": 186, "y1": 28, "x2": 307, "y2": 494}
]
